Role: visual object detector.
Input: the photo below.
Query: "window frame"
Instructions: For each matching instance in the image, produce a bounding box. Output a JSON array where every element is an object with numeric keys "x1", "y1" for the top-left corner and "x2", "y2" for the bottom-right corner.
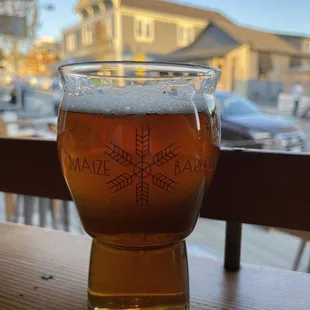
[
  {"x1": 65, "y1": 33, "x2": 76, "y2": 52},
  {"x1": 82, "y1": 23, "x2": 93, "y2": 46},
  {"x1": 177, "y1": 24, "x2": 195, "y2": 47},
  {"x1": 134, "y1": 17, "x2": 155, "y2": 43}
]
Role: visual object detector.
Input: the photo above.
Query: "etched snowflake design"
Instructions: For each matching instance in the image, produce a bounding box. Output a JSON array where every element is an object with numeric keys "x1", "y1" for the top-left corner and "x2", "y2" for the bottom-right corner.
[{"x1": 105, "y1": 126, "x2": 180, "y2": 207}]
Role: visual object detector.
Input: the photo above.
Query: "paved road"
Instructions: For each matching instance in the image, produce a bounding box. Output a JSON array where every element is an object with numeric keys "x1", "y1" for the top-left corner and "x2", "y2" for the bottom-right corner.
[
  {"x1": 0, "y1": 86, "x2": 55, "y2": 118},
  {"x1": 261, "y1": 104, "x2": 310, "y2": 152},
  {"x1": 10, "y1": 88, "x2": 310, "y2": 153},
  {"x1": 16, "y1": 89, "x2": 310, "y2": 153}
]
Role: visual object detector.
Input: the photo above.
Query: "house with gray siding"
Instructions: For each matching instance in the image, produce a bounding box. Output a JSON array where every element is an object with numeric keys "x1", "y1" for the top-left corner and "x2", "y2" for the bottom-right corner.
[{"x1": 62, "y1": 0, "x2": 232, "y2": 62}]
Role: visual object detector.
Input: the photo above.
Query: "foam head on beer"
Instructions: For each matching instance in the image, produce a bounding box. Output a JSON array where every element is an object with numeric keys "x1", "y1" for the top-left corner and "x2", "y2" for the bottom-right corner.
[{"x1": 60, "y1": 79, "x2": 216, "y2": 116}]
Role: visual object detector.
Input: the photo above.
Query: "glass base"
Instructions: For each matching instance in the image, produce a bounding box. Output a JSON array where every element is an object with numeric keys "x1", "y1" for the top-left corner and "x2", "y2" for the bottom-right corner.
[
  {"x1": 87, "y1": 239, "x2": 189, "y2": 310},
  {"x1": 88, "y1": 299, "x2": 189, "y2": 310}
]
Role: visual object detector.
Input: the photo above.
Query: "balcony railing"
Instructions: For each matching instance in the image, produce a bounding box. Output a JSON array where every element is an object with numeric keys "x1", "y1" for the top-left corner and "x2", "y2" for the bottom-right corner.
[{"x1": 1, "y1": 137, "x2": 309, "y2": 270}]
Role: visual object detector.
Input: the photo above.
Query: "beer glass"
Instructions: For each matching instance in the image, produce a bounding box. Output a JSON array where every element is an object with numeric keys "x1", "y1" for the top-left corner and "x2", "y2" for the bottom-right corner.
[{"x1": 57, "y1": 62, "x2": 221, "y2": 310}]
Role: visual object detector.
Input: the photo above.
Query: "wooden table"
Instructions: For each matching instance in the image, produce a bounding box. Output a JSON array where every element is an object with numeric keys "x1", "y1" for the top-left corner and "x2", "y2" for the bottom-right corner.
[{"x1": 1, "y1": 222, "x2": 310, "y2": 310}]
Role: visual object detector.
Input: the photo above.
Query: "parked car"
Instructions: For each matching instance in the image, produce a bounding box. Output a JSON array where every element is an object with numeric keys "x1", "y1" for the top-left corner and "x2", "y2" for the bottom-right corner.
[
  {"x1": 216, "y1": 91, "x2": 306, "y2": 152},
  {"x1": 52, "y1": 89, "x2": 305, "y2": 152}
]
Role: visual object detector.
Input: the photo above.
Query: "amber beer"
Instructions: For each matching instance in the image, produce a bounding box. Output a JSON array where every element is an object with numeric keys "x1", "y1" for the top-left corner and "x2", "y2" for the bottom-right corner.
[
  {"x1": 58, "y1": 110, "x2": 219, "y2": 243},
  {"x1": 57, "y1": 109, "x2": 220, "y2": 309}
]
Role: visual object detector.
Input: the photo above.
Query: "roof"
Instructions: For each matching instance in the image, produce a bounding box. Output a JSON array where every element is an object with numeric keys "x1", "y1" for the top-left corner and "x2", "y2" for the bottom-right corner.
[
  {"x1": 276, "y1": 34, "x2": 304, "y2": 40},
  {"x1": 159, "y1": 46, "x2": 237, "y2": 61},
  {"x1": 211, "y1": 21, "x2": 301, "y2": 55},
  {"x1": 75, "y1": 0, "x2": 93, "y2": 10},
  {"x1": 275, "y1": 33, "x2": 310, "y2": 40},
  {"x1": 122, "y1": 0, "x2": 234, "y2": 24},
  {"x1": 160, "y1": 19, "x2": 308, "y2": 62},
  {"x1": 75, "y1": 0, "x2": 109, "y2": 10},
  {"x1": 75, "y1": 0, "x2": 233, "y2": 24},
  {"x1": 122, "y1": 0, "x2": 232, "y2": 23}
]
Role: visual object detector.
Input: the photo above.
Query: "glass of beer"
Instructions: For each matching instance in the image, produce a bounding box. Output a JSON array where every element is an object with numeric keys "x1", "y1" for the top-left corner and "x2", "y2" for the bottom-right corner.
[{"x1": 57, "y1": 62, "x2": 221, "y2": 310}]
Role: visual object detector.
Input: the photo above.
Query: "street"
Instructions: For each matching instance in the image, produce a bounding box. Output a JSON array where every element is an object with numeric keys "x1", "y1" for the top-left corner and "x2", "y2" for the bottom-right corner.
[
  {"x1": 2, "y1": 86, "x2": 310, "y2": 153},
  {"x1": 261, "y1": 104, "x2": 310, "y2": 152},
  {"x1": 19, "y1": 89, "x2": 310, "y2": 153}
]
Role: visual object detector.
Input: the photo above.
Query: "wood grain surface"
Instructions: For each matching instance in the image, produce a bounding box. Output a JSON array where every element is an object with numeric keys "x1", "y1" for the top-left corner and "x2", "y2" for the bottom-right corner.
[
  {"x1": 1, "y1": 222, "x2": 310, "y2": 310},
  {"x1": 0, "y1": 138, "x2": 309, "y2": 231}
]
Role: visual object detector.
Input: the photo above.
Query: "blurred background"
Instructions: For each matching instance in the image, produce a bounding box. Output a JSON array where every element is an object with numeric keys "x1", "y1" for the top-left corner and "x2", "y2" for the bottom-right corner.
[{"x1": 1, "y1": 0, "x2": 310, "y2": 273}]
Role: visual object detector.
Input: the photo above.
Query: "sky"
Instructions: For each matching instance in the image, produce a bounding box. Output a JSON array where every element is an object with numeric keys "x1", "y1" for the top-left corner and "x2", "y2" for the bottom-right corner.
[{"x1": 38, "y1": 0, "x2": 310, "y2": 40}]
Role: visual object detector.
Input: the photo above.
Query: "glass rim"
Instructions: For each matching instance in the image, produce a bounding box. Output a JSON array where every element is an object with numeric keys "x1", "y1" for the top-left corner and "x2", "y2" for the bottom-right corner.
[{"x1": 57, "y1": 61, "x2": 221, "y2": 80}]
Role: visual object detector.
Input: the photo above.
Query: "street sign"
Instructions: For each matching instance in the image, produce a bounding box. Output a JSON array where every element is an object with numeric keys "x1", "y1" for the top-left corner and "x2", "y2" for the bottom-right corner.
[{"x1": 0, "y1": 15, "x2": 27, "y2": 37}]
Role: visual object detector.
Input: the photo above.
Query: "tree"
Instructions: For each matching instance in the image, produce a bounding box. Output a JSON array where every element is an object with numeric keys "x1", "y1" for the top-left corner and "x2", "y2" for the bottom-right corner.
[{"x1": 0, "y1": 0, "x2": 39, "y2": 75}]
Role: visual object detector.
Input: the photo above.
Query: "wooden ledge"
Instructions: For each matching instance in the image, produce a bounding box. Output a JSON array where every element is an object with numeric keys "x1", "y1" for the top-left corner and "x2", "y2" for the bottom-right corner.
[{"x1": 0, "y1": 222, "x2": 309, "y2": 310}]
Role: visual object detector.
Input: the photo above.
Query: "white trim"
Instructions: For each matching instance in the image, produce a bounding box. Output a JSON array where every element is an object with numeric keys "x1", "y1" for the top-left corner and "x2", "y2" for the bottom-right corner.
[
  {"x1": 114, "y1": 0, "x2": 122, "y2": 61},
  {"x1": 83, "y1": 10, "x2": 113, "y2": 24},
  {"x1": 98, "y1": 2, "x2": 105, "y2": 12},
  {"x1": 107, "y1": 14, "x2": 115, "y2": 38},
  {"x1": 121, "y1": 6, "x2": 207, "y2": 27},
  {"x1": 62, "y1": 11, "x2": 112, "y2": 37},
  {"x1": 177, "y1": 23, "x2": 195, "y2": 47},
  {"x1": 87, "y1": 7, "x2": 94, "y2": 17},
  {"x1": 99, "y1": 14, "x2": 114, "y2": 40},
  {"x1": 134, "y1": 16, "x2": 154, "y2": 43}
]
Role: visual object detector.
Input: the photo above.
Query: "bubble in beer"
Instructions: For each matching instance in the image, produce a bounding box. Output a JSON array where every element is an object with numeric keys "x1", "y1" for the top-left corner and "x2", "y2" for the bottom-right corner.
[{"x1": 60, "y1": 83, "x2": 215, "y2": 116}]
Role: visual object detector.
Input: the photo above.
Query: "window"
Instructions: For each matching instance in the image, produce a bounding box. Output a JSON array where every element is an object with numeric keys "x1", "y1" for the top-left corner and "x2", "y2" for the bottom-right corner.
[
  {"x1": 290, "y1": 56, "x2": 301, "y2": 68},
  {"x1": 177, "y1": 24, "x2": 195, "y2": 47},
  {"x1": 134, "y1": 17, "x2": 154, "y2": 43},
  {"x1": 82, "y1": 24, "x2": 93, "y2": 46},
  {"x1": 80, "y1": 9, "x2": 88, "y2": 19},
  {"x1": 65, "y1": 33, "x2": 76, "y2": 52},
  {"x1": 258, "y1": 52, "x2": 273, "y2": 79},
  {"x1": 92, "y1": 4, "x2": 100, "y2": 16},
  {"x1": 302, "y1": 39, "x2": 310, "y2": 53}
]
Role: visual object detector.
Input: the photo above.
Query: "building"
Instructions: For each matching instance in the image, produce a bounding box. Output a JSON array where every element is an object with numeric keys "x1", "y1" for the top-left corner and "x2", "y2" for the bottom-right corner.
[
  {"x1": 161, "y1": 21, "x2": 310, "y2": 102},
  {"x1": 275, "y1": 33, "x2": 310, "y2": 94},
  {"x1": 62, "y1": 1, "x2": 310, "y2": 103},
  {"x1": 19, "y1": 37, "x2": 60, "y2": 77},
  {"x1": 276, "y1": 33, "x2": 310, "y2": 55},
  {"x1": 62, "y1": 0, "x2": 232, "y2": 62}
]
